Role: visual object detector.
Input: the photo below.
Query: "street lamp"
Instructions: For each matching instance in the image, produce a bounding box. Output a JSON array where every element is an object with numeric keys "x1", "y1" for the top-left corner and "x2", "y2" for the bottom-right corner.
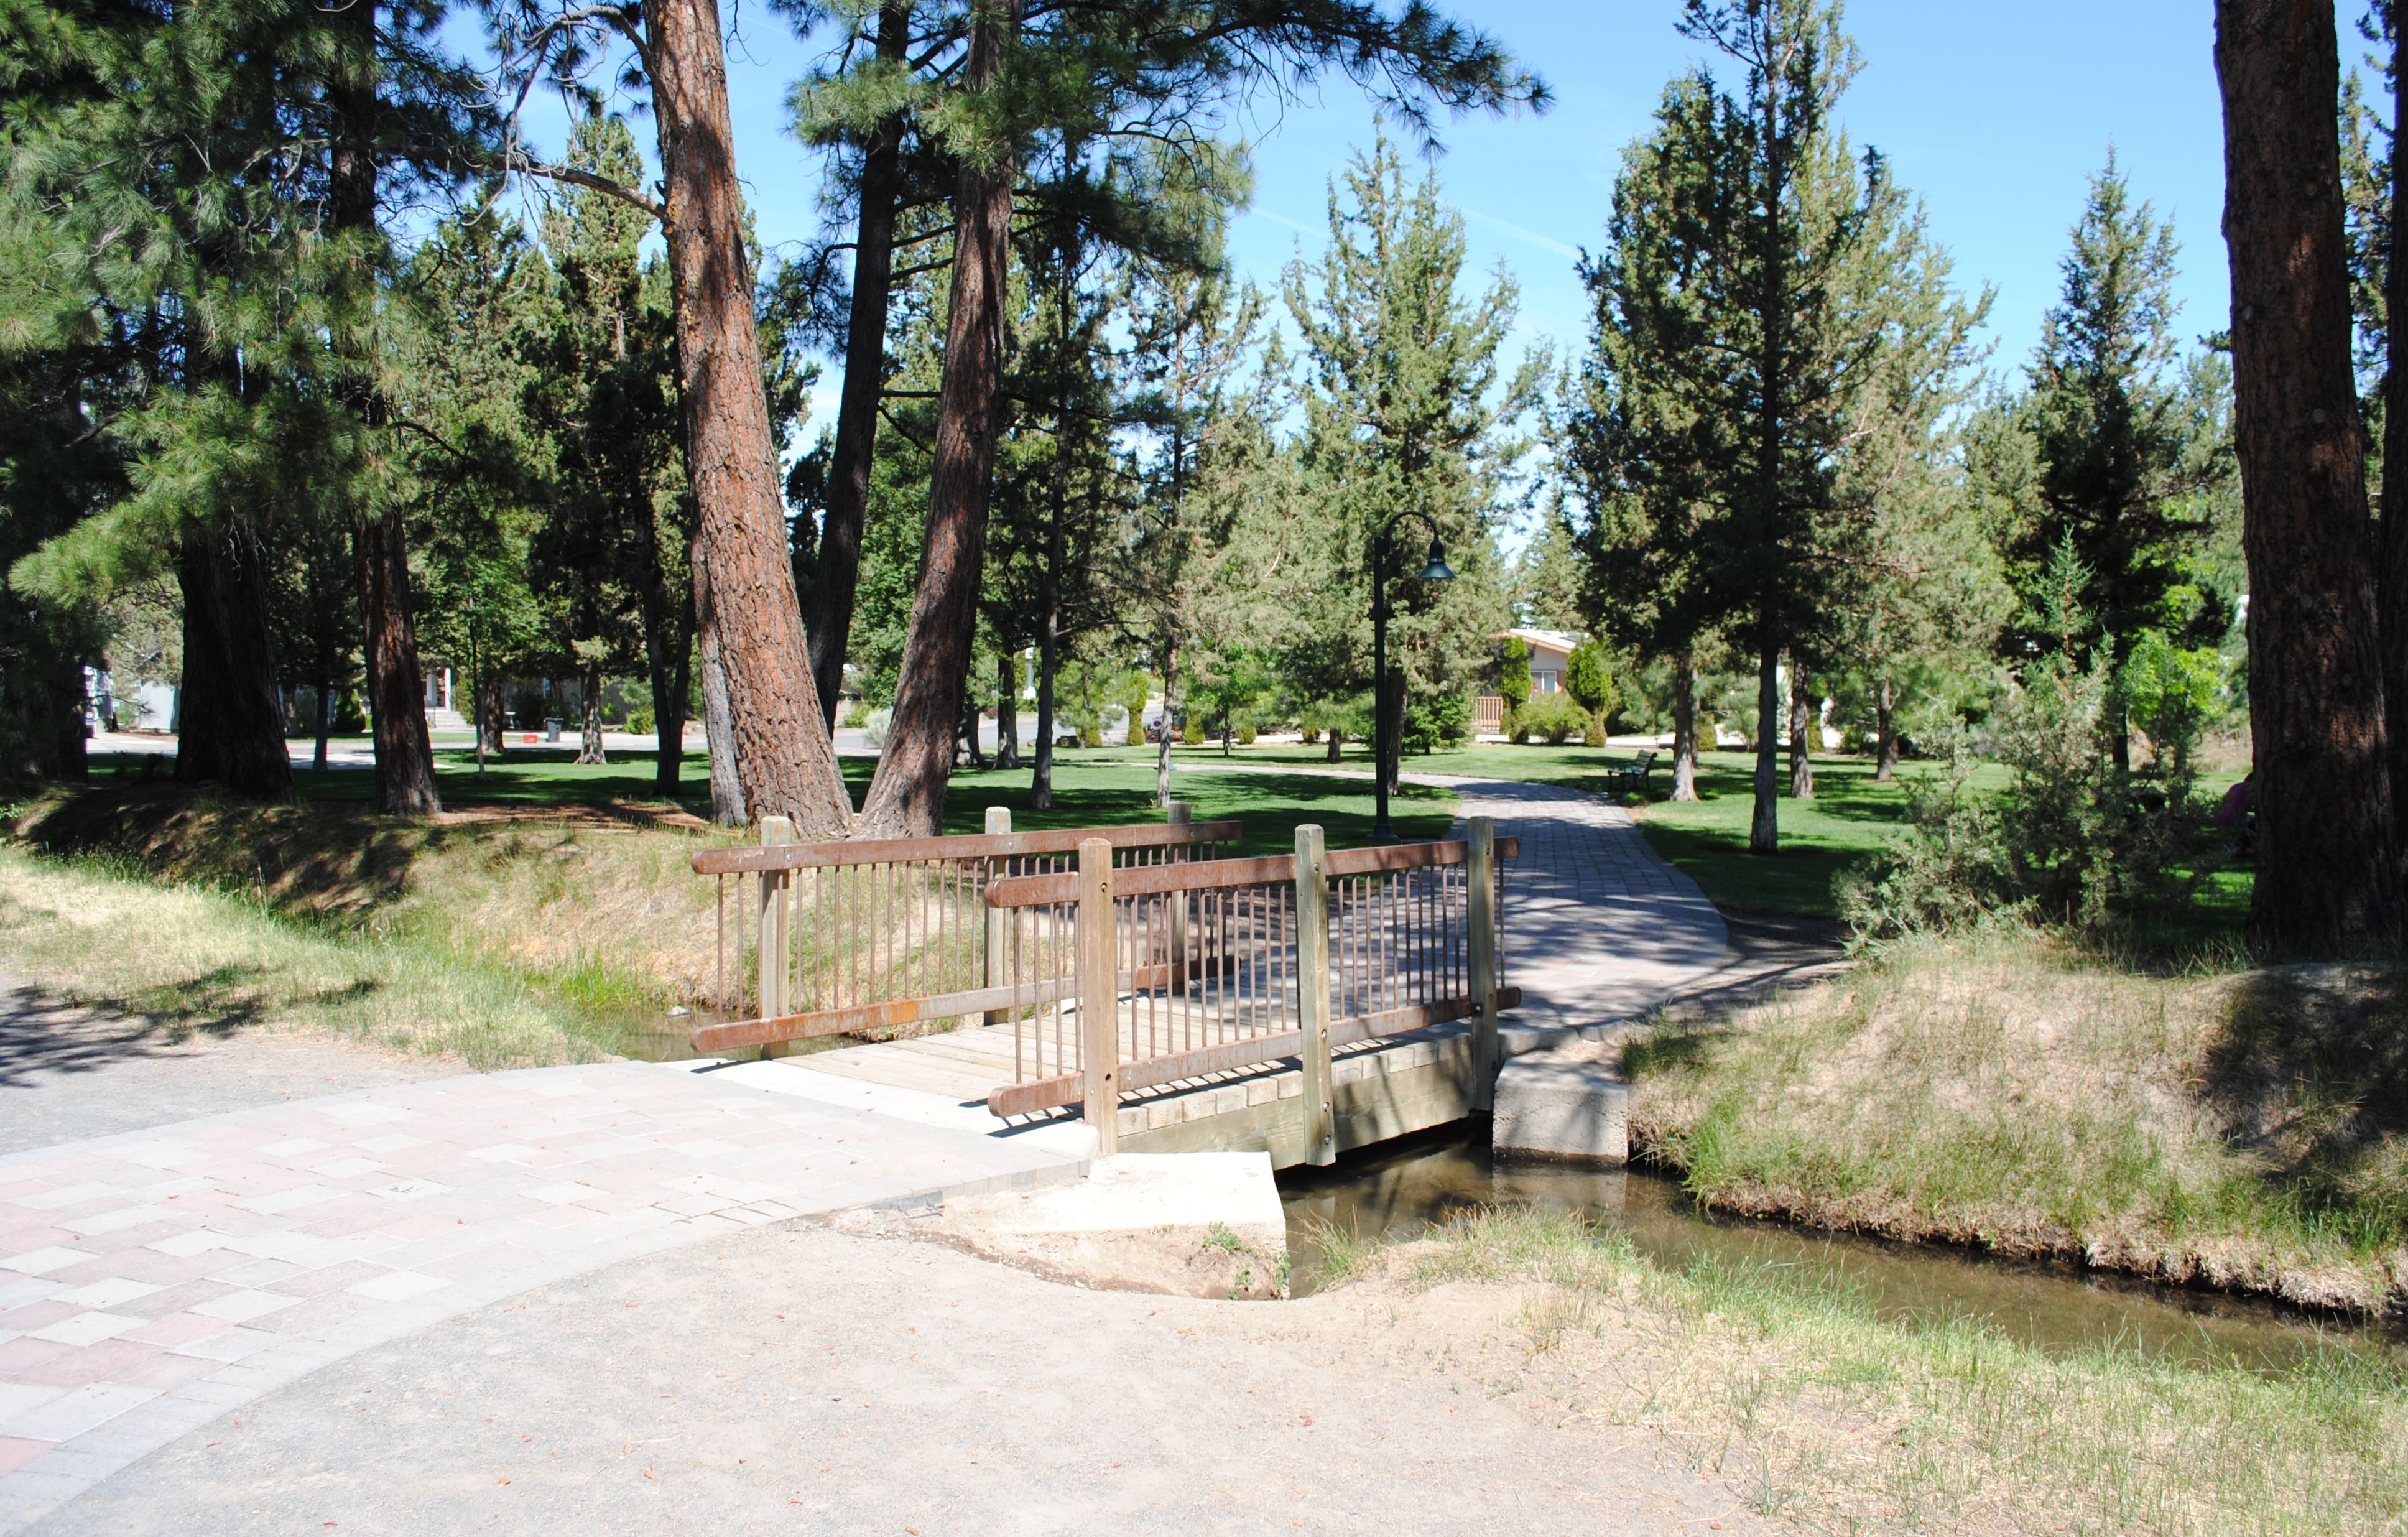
[{"x1": 1370, "y1": 509, "x2": 1455, "y2": 841}]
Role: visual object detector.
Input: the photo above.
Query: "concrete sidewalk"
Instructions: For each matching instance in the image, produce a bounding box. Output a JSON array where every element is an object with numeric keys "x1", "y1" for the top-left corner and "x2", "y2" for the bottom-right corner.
[{"x1": 0, "y1": 1062, "x2": 1091, "y2": 1533}]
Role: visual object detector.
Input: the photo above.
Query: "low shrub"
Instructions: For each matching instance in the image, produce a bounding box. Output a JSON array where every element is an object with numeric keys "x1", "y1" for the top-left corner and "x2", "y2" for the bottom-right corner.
[{"x1": 1514, "y1": 693, "x2": 1590, "y2": 746}]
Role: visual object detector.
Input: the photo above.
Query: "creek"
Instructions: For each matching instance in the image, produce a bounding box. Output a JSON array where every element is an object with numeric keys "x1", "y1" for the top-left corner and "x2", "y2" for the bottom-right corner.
[{"x1": 1279, "y1": 1123, "x2": 2407, "y2": 1378}]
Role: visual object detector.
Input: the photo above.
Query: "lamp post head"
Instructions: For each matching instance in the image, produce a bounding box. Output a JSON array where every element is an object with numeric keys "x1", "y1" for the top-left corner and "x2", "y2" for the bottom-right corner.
[{"x1": 1416, "y1": 537, "x2": 1455, "y2": 583}]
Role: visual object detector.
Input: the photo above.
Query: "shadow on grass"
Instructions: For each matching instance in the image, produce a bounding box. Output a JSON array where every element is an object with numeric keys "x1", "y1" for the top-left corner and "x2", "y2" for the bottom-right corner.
[{"x1": 2205, "y1": 968, "x2": 2408, "y2": 1253}]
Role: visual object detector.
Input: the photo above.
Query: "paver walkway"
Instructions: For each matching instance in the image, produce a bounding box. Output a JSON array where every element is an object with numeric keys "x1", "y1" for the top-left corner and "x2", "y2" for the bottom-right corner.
[
  {"x1": 1443, "y1": 778, "x2": 1731, "y2": 1030},
  {"x1": 0, "y1": 1062, "x2": 1090, "y2": 1533},
  {"x1": 1169, "y1": 764, "x2": 1736, "y2": 1030}
]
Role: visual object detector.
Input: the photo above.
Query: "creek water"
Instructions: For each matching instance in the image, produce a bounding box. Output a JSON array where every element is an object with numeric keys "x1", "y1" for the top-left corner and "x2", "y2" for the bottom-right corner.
[{"x1": 1279, "y1": 1123, "x2": 2407, "y2": 1378}]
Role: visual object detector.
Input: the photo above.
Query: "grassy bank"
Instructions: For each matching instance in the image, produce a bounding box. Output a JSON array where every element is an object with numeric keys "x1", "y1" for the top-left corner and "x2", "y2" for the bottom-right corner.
[
  {"x1": 1384, "y1": 1207, "x2": 2408, "y2": 1535},
  {"x1": 0, "y1": 844, "x2": 607, "y2": 1069},
  {"x1": 1622, "y1": 931, "x2": 2408, "y2": 1314},
  {"x1": 1, "y1": 765, "x2": 1452, "y2": 1062}
]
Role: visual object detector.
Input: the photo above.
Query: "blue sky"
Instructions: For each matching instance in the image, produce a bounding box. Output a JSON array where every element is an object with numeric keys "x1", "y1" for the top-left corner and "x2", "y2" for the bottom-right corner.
[{"x1": 513, "y1": 0, "x2": 2374, "y2": 424}]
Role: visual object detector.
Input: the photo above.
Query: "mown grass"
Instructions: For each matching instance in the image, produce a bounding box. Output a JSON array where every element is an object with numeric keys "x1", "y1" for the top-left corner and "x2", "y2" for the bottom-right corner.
[
  {"x1": 1402, "y1": 1207, "x2": 2408, "y2": 1536},
  {"x1": 1622, "y1": 929, "x2": 2408, "y2": 1314},
  {"x1": 0, "y1": 845, "x2": 606, "y2": 1069}
]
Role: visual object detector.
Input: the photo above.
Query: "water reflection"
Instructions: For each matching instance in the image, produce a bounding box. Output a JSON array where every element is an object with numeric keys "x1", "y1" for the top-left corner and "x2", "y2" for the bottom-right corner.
[{"x1": 1280, "y1": 1124, "x2": 2408, "y2": 1377}]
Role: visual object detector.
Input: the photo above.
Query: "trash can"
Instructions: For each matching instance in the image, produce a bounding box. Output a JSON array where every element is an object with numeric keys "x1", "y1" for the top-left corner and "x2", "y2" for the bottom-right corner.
[{"x1": 543, "y1": 717, "x2": 562, "y2": 743}]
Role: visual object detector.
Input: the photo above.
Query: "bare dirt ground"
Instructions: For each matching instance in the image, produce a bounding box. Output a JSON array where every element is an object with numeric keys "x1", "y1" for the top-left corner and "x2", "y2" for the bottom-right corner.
[
  {"x1": 27, "y1": 1219, "x2": 1784, "y2": 1537},
  {"x1": 0, "y1": 978, "x2": 455, "y2": 1155}
]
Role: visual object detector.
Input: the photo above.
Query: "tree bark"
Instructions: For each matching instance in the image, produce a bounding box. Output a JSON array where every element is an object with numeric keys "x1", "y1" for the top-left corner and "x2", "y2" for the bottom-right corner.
[
  {"x1": 855, "y1": 0, "x2": 1021, "y2": 838},
  {"x1": 1155, "y1": 643, "x2": 1177, "y2": 807},
  {"x1": 2381, "y1": 12, "x2": 2408, "y2": 878},
  {"x1": 1787, "y1": 661, "x2": 1814, "y2": 799},
  {"x1": 695, "y1": 573, "x2": 747, "y2": 824},
  {"x1": 330, "y1": 0, "x2": 438, "y2": 817},
  {"x1": 1671, "y1": 651, "x2": 1698, "y2": 802},
  {"x1": 353, "y1": 510, "x2": 440, "y2": 812},
  {"x1": 1326, "y1": 727, "x2": 1343, "y2": 763},
  {"x1": 2217, "y1": 0, "x2": 2396, "y2": 951},
  {"x1": 174, "y1": 524, "x2": 294, "y2": 800},
  {"x1": 1875, "y1": 677, "x2": 1899, "y2": 782},
  {"x1": 646, "y1": 0, "x2": 851, "y2": 835},
  {"x1": 577, "y1": 658, "x2": 608, "y2": 764},
  {"x1": 805, "y1": 1, "x2": 910, "y2": 732},
  {"x1": 639, "y1": 578, "x2": 693, "y2": 791},
  {"x1": 1031, "y1": 601, "x2": 1058, "y2": 810},
  {"x1": 476, "y1": 672, "x2": 505, "y2": 756},
  {"x1": 1749, "y1": 641, "x2": 1779, "y2": 853},
  {"x1": 994, "y1": 649, "x2": 1019, "y2": 769},
  {"x1": 313, "y1": 679, "x2": 331, "y2": 772}
]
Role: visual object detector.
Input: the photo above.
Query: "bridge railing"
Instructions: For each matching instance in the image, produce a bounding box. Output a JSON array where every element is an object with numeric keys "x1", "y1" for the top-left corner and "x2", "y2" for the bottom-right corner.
[
  {"x1": 685, "y1": 809, "x2": 1241, "y2": 1057},
  {"x1": 981, "y1": 820, "x2": 1519, "y2": 1162}
]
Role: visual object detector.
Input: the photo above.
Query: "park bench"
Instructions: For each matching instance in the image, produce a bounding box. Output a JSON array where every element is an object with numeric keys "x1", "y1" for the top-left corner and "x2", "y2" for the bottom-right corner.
[{"x1": 1609, "y1": 748, "x2": 1657, "y2": 791}]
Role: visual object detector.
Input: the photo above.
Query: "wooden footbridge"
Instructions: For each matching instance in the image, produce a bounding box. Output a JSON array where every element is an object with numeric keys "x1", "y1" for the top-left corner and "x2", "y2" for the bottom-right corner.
[{"x1": 687, "y1": 807, "x2": 1520, "y2": 1168}]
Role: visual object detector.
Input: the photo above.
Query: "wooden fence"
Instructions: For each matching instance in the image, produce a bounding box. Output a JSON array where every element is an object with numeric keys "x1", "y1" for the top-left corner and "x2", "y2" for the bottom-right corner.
[
  {"x1": 685, "y1": 807, "x2": 1241, "y2": 1056},
  {"x1": 981, "y1": 819, "x2": 1519, "y2": 1164}
]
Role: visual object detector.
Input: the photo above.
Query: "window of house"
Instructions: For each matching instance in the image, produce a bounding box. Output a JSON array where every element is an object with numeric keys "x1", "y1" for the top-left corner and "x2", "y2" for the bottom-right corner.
[{"x1": 1533, "y1": 671, "x2": 1558, "y2": 694}]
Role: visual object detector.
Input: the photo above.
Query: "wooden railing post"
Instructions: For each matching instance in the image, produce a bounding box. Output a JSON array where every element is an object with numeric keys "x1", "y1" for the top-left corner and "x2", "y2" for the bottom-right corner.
[
  {"x1": 754, "y1": 815, "x2": 797, "y2": 1061},
  {"x1": 1077, "y1": 836, "x2": 1119, "y2": 1153},
  {"x1": 982, "y1": 805, "x2": 1011, "y2": 1026},
  {"x1": 1466, "y1": 815, "x2": 1498, "y2": 1110},
  {"x1": 1293, "y1": 822, "x2": 1335, "y2": 1166},
  {"x1": 1165, "y1": 799, "x2": 1191, "y2": 995}
]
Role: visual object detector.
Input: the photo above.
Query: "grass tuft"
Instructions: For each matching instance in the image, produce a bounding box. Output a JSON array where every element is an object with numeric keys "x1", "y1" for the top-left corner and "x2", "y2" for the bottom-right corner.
[{"x1": 1407, "y1": 1207, "x2": 2408, "y2": 1534}]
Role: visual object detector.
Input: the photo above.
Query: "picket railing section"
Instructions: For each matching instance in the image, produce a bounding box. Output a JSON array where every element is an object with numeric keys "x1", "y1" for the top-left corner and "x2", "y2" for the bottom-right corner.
[
  {"x1": 981, "y1": 820, "x2": 1519, "y2": 1163},
  {"x1": 685, "y1": 808, "x2": 1241, "y2": 1056}
]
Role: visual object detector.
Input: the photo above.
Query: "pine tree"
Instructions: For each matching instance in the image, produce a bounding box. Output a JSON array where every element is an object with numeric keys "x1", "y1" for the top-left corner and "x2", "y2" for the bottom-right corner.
[
  {"x1": 2218, "y1": 0, "x2": 2395, "y2": 950},
  {"x1": 1277, "y1": 136, "x2": 1530, "y2": 790},
  {"x1": 2012, "y1": 157, "x2": 2209, "y2": 772}
]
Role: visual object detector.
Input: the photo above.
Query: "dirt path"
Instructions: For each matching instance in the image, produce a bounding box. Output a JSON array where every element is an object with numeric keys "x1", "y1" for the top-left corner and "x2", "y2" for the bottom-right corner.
[
  {"x1": 0, "y1": 981, "x2": 455, "y2": 1157},
  {"x1": 25, "y1": 1220, "x2": 1783, "y2": 1536}
]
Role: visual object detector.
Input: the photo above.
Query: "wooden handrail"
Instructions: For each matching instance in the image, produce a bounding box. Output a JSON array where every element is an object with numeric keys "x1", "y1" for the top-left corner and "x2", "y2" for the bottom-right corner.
[
  {"x1": 691, "y1": 819, "x2": 1244, "y2": 875},
  {"x1": 982, "y1": 835, "x2": 1520, "y2": 908},
  {"x1": 985, "y1": 987, "x2": 1525, "y2": 1119}
]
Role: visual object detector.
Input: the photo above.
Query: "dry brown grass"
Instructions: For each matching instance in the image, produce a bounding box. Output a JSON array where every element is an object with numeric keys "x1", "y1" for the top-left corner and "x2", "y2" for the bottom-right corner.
[
  {"x1": 1382, "y1": 1209, "x2": 2408, "y2": 1536},
  {"x1": 0, "y1": 845, "x2": 605, "y2": 1069},
  {"x1": 9, "y1": 784, "x2": 748, "y2": 1013},
  {"x1": 1626, "y1": 932, "x2": 2408, "y2": 1314}
]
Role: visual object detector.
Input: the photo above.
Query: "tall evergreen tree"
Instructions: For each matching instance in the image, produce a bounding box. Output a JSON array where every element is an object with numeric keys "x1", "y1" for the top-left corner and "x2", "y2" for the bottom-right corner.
[
  {"x1": 2217, "y1": 0, "x2": 2395, "y2": 951},
  {"x1": 2011, "y1": 159, "x2": 2213, "y2": 769}
]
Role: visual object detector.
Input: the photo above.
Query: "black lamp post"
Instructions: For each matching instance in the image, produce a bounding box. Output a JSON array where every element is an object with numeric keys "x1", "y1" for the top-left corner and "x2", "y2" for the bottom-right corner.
[{"x1": 1370, "y1": 509, "x2": 1455, "y2": 841}]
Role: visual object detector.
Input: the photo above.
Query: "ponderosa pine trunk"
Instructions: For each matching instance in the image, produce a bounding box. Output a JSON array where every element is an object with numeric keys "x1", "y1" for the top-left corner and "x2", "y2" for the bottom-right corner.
[
  {"x1": 312, "y1": 679, "x2": 332, "y2": 773},
  {"x1": 1749, "y1": 641, "x2": 1780, "y2": 853},
  {"x1": 2216, "y1": 0, "x2": 2396, "y2": 951},
  {"x1": 695, "y1": 577, "x2": 746, "y2": 824},
  {"x1": 476, "y1": 672, "x2": 505, "y2": 757},
  {"x1": 577, "y1": 659, "x2": 608, "y2": 764},
  {"x1": 806, "y1": 1, "x2": 910, "y2": 731},
  {"x1": 647, "y1": 0, "x2": 850, "y2": 835},
  {"x1": 994, "y1": 650, "x2": 1019, "y2": 769},
  {"x1": 1032, "y1": 602, "x2": 1058, "y2": 810},
  {"x1": 331, "y1": 0, "x2": 438, "y2": 817},
  {"x1": 1326, "y1": 727, "x2": 1343, "y2": 764},
  {"x1": 1875, "y1": 677, "x2": 1899, "y2": 781},
  {"x1": 174, "y1": 524, "x2": 294, "y2": 799},
  {"x1": 1155, "y1": 643, "x2": 1177, "y2": 807},
  {"x1": 639, "y1": 578, "x2": 693, "y2": 791},
  {"x1": 1670, "y1": 651, "x2": 1698, "y2": 801},
  {"x1": 1787, "y1": 662, "x2": 1813, "y2": 799},
  {"x1": 2381, "y1": 12, "x2": 2408, "y2": 876},
  {"x1": 855, "y1": 0, "x2": 1021, "y2": 838}
]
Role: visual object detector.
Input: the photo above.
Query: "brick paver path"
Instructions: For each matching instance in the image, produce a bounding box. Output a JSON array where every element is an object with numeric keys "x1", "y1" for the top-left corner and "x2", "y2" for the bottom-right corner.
[
  {"x1": 1445, "y1": 778, "x2": 1731, "y2": 1030},
  {"x1": 0, "y1": 1062, "x2": 1087, "y2": 1533}
]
